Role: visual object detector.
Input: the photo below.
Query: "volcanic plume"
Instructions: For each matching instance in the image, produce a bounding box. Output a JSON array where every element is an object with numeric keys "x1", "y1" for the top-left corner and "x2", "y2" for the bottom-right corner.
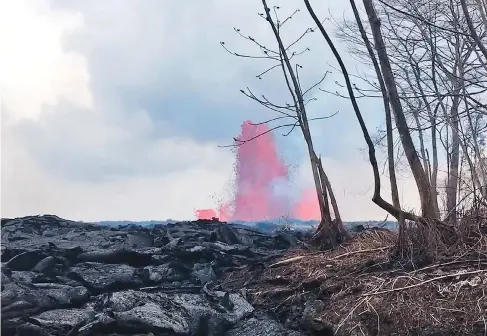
[{"x1": 195, "y1": 120, "x2": 320, "y2": 221}]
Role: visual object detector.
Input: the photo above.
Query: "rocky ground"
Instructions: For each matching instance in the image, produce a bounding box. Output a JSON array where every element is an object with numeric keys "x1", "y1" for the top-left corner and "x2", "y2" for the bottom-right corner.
[
  {"x1": 2, "y1": 215, "x2": 486, "y2": 336},
  {"x1": 1, "y1": 215, "x2": 307, "y2": 336}
]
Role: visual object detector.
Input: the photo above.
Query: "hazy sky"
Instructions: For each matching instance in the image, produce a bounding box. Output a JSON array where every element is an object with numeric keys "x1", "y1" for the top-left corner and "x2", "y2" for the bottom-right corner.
[{"x1": 1, "y1": 0, "x2": 421, "y2": 221}]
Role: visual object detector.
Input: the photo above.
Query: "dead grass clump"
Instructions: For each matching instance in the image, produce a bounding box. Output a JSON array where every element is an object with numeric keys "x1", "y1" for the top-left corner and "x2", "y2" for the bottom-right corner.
[
  {"x1": 220, "y1": 227, "x2": 487, "y2": 335},
  {"x1": 454, "y1": 207, "x2": 487, "y2": 255},
  {"x1": 393, "y1": 206, "x2": 487, "y2": 269},
  {"x1": 393, "y1": 219, "x2": 449, "y2": 268}
]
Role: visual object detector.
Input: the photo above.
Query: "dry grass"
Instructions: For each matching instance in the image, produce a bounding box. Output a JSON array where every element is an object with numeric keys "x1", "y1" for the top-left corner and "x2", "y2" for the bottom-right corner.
[{"x1": 221, "y1": 226, "x2": 487, "y2": 335}]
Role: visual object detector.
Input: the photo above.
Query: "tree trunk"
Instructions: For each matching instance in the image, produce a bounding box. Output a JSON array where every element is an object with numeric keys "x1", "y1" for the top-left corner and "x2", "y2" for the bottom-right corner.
[
  {"x1": 309, "y1": 150, "x2": 348, "y2": 247},
  {"x1": 318, "y1": 156, "x2": 349, "y2": 238},
  {"x1": 319, "y1": 156, "x2": 342, "y2": 224},
  {"x1": 362, "y1": 0, "x2": 438, "y2": 219},
  {"x1": 446, "y1": 34, "x2": 467, "y2": 224},
  {"x1": 431, "y1": 117, "x2": 440, "y2": 215},
  {"x1": 446, "y1": 101, "x2": 460, "y2": 225},
  {"x1": 261, "y1": 0, "x2": 348, "y2": 246},
  {"x1": 306, "y1": 140, "x2": 328, "y2": 222}
]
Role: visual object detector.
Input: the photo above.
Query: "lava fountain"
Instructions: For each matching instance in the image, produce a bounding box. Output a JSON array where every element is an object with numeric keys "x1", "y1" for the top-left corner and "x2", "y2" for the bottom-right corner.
[{"x1": 195, "y1": 120, "x2": 320, "y2": 221}]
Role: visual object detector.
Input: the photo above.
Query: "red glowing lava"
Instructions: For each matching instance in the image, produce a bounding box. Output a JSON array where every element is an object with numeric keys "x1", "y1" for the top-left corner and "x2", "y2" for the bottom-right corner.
[{"x1": 195, "y1": 120, "x2": 320, "y2": 221}]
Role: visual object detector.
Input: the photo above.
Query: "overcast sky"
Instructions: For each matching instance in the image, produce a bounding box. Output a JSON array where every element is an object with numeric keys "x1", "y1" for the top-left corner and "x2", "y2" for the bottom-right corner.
[{"x1": 1, "y1": 0, "x2": 421, "y2": 222}]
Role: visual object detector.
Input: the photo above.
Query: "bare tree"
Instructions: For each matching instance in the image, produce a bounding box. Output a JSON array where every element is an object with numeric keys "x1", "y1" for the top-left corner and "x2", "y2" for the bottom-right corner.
[{"x1": 221, "y1": 1, "x2": 350, "y2": 247}]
